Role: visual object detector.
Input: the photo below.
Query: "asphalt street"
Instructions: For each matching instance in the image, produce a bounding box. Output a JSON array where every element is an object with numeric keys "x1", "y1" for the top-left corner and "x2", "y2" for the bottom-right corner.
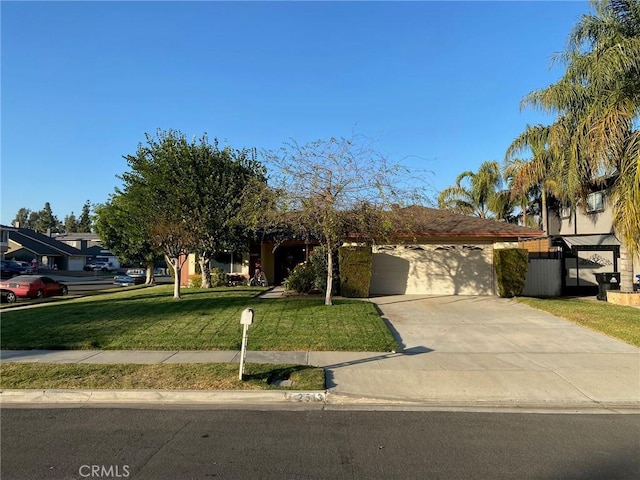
[{"x1": 2, "y1": 408, "x2": 639, "y2": 480}]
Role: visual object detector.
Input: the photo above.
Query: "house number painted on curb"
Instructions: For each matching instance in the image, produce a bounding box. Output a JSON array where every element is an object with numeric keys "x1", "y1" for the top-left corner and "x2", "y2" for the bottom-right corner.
[{"x1": 239, "y1": 308, "x2": 254, "y2": 380}]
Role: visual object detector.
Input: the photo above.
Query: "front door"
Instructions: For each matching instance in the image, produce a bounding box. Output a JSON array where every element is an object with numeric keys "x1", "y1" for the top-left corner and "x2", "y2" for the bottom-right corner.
[{"x1": 274, "y1": 245, "x2": 307, "y2": 285}]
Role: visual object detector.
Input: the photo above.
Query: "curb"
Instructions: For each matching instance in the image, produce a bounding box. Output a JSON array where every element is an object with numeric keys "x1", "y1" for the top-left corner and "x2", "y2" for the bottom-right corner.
[
  {"x1": 2, "y1": 389, "x2": 638, "y2": 414},
  {"x1": 0, "y1": 389, "x2": 328, "y2": 405}
]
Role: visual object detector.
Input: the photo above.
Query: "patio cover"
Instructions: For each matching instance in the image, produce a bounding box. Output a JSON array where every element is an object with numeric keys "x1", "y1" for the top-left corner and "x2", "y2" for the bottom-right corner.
[{"x1": 561, "y1": 234, "x2": 620, "y2": 248}]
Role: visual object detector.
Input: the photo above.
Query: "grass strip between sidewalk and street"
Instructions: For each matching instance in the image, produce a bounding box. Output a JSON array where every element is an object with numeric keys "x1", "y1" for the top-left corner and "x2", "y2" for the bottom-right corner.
[
  {"x1": 0, "y1": 363, "x2": 325, "y2": 390},
  {"x1": 516, "y1": 297, "x2": 640, "y2": 347},
  {"x1": 0, "y1": 286, "x2": 397, "y2": 352}
]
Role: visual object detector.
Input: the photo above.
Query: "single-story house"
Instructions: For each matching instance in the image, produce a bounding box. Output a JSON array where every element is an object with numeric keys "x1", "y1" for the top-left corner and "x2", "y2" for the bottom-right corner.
[
  {"x1": 181, "y1": 206, "x2": 544, "y2": 296},
  {"x1": 6, "y1": 228, "x2": 87, "y2": 271}
]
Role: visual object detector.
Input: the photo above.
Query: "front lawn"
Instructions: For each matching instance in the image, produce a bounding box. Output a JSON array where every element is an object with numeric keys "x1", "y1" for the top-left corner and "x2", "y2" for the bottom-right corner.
[
  {"x1": 516, "y1": 297, "x2": 640, "y2": 347},
  {"x1": 0, "y1": 286, "x2": 397, "y2": 352},
  {"x1": 0, "y1": 363, "x2": 325, "y2": 390}
]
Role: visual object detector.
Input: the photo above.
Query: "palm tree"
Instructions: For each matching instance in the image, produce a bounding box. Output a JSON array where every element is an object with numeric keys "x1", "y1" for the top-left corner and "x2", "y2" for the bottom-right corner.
[
  {"x1": 522, "y1": 0, "x2": 640, "y2": 293},
  {"x1": 438, "y1": 160, "x2": 511, "y2": 219},
  {"x1": 504, "y1": 124, "x2": 559, "y2": 235},
  {"x1": 503, "y1": 158, "x2": 543, "y2": 228}
]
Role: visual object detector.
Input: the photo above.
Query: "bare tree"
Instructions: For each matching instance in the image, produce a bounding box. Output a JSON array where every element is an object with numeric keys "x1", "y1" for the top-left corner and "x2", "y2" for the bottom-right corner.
[{"x1": 264, "y1": 135, "x2": 429, "y2": 305}]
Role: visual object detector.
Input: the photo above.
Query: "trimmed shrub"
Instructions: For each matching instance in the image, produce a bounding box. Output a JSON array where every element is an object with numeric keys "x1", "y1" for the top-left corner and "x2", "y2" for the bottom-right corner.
[
  {"x1": 494, "y1": 248, "x2": 529, "y2": 298},
  {"x1": 339, "y1": 246, "x2": 372, "y2": 298}
]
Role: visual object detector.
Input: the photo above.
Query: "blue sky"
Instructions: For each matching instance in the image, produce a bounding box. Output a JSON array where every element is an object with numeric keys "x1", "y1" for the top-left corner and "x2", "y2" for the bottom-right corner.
[{"x1": 1, "y1": 1, "x2": 592, "y2": 226}]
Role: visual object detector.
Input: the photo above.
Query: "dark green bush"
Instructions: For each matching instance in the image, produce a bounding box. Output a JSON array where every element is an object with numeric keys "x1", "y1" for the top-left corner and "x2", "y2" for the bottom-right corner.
[
  {"x1": 210, "y1": 268, "x2": 228, "y2": 287},
  {"x1": 339, "y1": 246, "x2": 372, "y2": 298},
  {"x1": 284, "y1": 262, "x2": 316, "y2": 293},
  {"x1": 494, "y1": 248, "x2": 529, "y2": 298},
  {"x1": 309, "y1": 247, "x2": 328, "y2": 293},
  {"x1": 309, "y1": 246, "x2": 340, "y2": 295}
]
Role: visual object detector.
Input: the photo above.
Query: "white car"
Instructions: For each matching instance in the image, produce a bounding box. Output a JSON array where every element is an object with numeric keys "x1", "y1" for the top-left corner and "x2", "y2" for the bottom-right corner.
[
  {"x1": 84, "y1": 262, "x2": 115, "y2": 272},
  {"x1": 113, "y1": 270, "x2": 146, "y2": 286}
]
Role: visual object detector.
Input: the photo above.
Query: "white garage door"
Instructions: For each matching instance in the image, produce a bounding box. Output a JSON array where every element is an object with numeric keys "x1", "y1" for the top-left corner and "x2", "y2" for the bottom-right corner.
[{"x1": 370, "y1": 244, "x2": 494, "y2": 295}]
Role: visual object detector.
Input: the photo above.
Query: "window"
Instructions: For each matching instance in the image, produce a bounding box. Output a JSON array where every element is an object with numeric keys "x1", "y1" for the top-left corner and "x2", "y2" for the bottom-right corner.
[
  {"x1": 560, "y1": 204, "x2": 571, "y2": 219},
  {"x1": 586, "y1": 192, "x2": 604, "y2": 213}
]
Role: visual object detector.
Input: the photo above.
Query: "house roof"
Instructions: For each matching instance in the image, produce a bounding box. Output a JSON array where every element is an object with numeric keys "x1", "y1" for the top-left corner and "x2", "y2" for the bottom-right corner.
[
  {"x1": 52, "y1": 233, "x2": 101, "y2": 241},
  {"x1": 386, "y1": 206, "x2": 544, "y2": 240},
  {"x1": 9, "y1": 228, "x2": 85, "y2": 257},
  {"x1": 261, "y1": 206, "x2": 544, "y2": 243}
]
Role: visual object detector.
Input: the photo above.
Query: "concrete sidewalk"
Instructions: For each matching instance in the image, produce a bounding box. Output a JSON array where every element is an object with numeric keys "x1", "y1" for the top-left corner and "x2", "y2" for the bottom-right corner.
[{"x1": 1, "y1": 344, "x2": 638, "y2": 410}]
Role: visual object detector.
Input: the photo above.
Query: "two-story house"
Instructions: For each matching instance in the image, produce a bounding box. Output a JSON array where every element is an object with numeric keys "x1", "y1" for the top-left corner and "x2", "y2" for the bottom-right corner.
[{"x1": 545, "y1": 184, "x2": 639, "y2": 295}]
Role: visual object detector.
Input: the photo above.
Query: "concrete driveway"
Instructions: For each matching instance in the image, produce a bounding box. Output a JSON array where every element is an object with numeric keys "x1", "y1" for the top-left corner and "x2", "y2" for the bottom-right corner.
[{"x1": 313, "y1": 295, "x2": 640, "y2": 409}]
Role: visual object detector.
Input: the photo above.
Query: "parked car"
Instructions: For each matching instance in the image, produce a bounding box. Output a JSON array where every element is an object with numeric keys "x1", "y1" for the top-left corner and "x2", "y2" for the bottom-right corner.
[
  {"x1": 0, "y1": 260, "x2": 31, "y2": 279},
  {"x1": 14, "y1": 261, "x2": 34, "y2": 274},
  {"x1": 1, "y1": 288, "x2": 17, "y2": 303},
  {"x1": 113, "y1": 269, "x2": 146, "y2": 286},
  {"x1": 0, "y1": 275, "x2": 68, "y2": 299},
  {"x1": 84, "y1": 262, "x2": 115, "y2": 272}
]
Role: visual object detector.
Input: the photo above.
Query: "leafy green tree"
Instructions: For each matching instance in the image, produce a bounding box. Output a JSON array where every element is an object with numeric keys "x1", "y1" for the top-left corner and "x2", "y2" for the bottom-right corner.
[
  {"x1": 521, "y1": 0, "x2": 640, "y2": 292},
  {"x1": 94, "y1": 196, "x2": 160, "y2": 284},
  {"x1": 179, "y1": 138, "x2": 266, "y2": 288},
  {"x1": 116, "y1": 130, "x2": 264, "y2": 297},
  {"x1": 118, "y1": 130, "x2": 198, "y2": 298},
  {"x1": 13, "y1": 208, "x2": 32, "y2": 229},
  {"x1": 77, "y1": 200, "x2": 92, "y2": 232}
]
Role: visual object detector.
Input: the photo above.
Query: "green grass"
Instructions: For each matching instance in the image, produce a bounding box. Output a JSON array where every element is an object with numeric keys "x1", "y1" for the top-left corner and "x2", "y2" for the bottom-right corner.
[
  {"x1": 0, "y1": 286, "x2": 397, "y2": 351},
  {"x1": 0, "y1": 363, "x2": 325, "y2": 390},
  {"x1": 516, "y1": 297, "x2": 640, "y2": 347}
]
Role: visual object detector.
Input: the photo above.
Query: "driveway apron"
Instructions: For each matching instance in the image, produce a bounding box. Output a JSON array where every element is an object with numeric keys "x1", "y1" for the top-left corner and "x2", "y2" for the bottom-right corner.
[{"x1": 316, "y1": 295, "x2": 640, "y2": 407}]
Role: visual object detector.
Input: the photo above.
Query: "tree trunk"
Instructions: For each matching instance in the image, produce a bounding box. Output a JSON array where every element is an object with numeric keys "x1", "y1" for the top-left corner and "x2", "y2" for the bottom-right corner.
[
  {"x1": 173, "y1": 266, "x2": 181, "y2": 298},
  {"x1": 168, "y1": 256, "x2": 181, "y2": 299},
  {"x1": 145, "y1": 260, "x2": 155, "y2": 285},
  {"x1": 541, "y1": 188, "x2": 548, "y2": 236},
  {"x1": 618, "y1": 239, "x2": 634, "y2": 293},
  {"x1": 325, "y1": 246, "x2": 333, "y2": 306},
  {"x1": 199, "y1": 252, "x2": 212, "y2": 288}
]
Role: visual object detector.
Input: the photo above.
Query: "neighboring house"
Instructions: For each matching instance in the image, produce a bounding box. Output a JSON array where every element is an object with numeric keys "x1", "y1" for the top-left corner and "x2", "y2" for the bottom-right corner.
[
  {"x1": 52, "y1": 232, "x2": 103, "y2": 251},
  {"x1": 53, "y1": 233, "x2": 120, "y2": 269},
  {"x1": 181, "y1": 206, "x2": 544, "y2": 296},
  {"x1": 544, "y1": 186, "x2": 639, "y2": 294},
  {"x1": 6, "y1": 228, "x2": 86, "y2": 270},
  {"x1": 0, "y1": 224, "x2": 17, "y2": 259}
]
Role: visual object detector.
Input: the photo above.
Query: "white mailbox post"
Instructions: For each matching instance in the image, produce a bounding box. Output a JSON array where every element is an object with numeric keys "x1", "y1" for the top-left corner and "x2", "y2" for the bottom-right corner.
[{"x1": 239, "y1": 308, "x2": 254, "y2": 380}]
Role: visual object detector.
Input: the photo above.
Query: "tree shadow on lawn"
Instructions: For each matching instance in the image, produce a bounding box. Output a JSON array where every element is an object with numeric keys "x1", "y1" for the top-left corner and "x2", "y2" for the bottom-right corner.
[{"x1": 243, "y1": 365, "x2": 320, "y2": 386}]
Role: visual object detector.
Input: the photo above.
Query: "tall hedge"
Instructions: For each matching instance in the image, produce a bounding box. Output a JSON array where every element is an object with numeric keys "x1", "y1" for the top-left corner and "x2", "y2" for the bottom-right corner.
[
  {"x1": 494, "y1": 248, "x2": 529, "y2": 298},
  {"x1": 338, "y1": 246, "x2": 372, "y2": 298}
]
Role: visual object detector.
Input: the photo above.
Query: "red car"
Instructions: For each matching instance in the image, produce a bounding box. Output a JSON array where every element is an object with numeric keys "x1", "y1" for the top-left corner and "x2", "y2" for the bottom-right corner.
[{"x1": 0, "y1": 275, "x2": 68, "y2": 300}]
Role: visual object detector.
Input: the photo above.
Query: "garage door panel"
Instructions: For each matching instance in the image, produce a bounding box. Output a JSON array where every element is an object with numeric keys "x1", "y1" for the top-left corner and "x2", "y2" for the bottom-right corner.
[{"x1": 370, "y1": 245, "x2": 493, "y2": 295}]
